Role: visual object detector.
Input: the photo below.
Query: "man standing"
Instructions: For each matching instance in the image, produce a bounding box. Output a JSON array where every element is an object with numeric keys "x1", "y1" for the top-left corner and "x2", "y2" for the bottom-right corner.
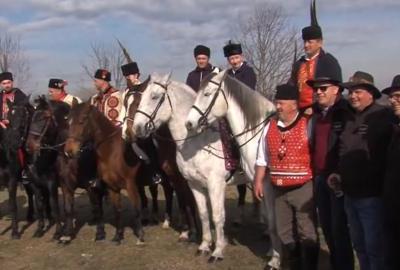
[
  {"x1": 289, "y1": 0, "x2": 341, "y2": 113},
  {"x1": 186, "y1": 45, "x2": 219, "y2": 92},
  {"x1": 90, "y1": 69, "x2": 123, "y2": 126},
  {"x1": 48, "y1": 78, "x2": 81, "y2": 106},
  {"x1": 0, "y1": 72, "x2": 27, "y2": 129},
  {"x1": 381, "y1": 75, "x2": 400, "y2": 270},
  {"x1": 306, "y1": 67, "x2": 354, "y2": 270},
  {"x1": 328, "y1": 71, "x2": 393, "y2": 270},
  {"x1": 254, "y1": 84, "x2": 318, "y2": 270}
]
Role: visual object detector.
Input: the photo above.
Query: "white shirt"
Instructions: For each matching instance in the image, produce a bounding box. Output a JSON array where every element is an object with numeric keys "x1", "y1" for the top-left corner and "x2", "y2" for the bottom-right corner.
[{"x1": 256, "y1": 113, "x2": 300, "y2": 167}]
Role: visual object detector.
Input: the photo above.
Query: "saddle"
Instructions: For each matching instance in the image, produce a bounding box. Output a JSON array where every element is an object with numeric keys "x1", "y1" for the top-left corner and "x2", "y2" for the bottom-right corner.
[{"x1": 218, "y1": 118, "x2": 240, "y2": 171}]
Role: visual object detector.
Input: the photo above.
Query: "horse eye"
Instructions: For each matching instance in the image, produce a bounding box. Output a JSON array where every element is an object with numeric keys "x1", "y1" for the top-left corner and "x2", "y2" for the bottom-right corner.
[
  {"x1": 204, "y1": 92, "x2": 212, "y2": 97},
  {"x1": 151, "y1": 93, "x2": 159, "y2": 100}
]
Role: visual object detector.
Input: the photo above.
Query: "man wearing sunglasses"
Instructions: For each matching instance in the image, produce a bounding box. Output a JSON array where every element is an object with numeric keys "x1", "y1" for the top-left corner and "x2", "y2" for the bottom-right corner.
[
  {"x1": 381, "y1": 75, "x2": 400, "y2": 270},
  {"x1": 327, "y1": 71, "x2": 393, "y2": 270},
  {"x1": 254, "y1": 84, "x2": 318, "y2": 270},
  {"x1": 306, "y1": 66, "x2": 354, "y2": 270}
]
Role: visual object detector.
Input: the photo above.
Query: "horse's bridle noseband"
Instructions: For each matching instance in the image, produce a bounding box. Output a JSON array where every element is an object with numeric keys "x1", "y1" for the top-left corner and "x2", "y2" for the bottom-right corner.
[
  {"x1": 191, "y1": 78, "x2": 228, "y2": 127},
  {"x1": 135, "y1": 81, "x2": 173, "y2": 133}
]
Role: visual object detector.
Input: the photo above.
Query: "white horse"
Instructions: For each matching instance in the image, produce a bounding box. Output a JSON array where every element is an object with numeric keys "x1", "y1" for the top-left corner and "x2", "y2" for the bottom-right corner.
[
  {"x1": 130, "y1": 73, "x2": 247, "y2": 262},
  {"x1": 185, "y1": 70, "x2": 281, "y2": 269}
]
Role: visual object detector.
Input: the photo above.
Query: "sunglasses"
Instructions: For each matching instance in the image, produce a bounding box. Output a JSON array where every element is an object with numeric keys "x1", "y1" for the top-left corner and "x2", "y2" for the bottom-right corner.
[{"x1": 313, "y1": 85, "x2": 332, "y2": 92}]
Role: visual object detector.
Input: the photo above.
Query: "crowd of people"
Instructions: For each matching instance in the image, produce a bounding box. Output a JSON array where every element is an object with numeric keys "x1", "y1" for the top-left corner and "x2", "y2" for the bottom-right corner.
[{"x1": 0, "y1": 1, "x2": 398, "y2": 270}]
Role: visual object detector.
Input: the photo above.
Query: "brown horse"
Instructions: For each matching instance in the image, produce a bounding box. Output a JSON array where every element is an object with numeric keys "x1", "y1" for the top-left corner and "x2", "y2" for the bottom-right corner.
[
  {"x1": 123, "y1": 80, "x2": 199, "y2": 241},
  {"x1": 64, "y1": 102, "x2": 144, "y2": 244}
]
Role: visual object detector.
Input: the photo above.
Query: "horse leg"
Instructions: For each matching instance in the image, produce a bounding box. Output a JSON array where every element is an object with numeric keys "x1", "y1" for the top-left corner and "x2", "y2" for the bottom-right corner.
[
  {"x1": 160, "y1": 177, "x2": 173, "y2": 229},
  {"x1": 48, "y1": 180, "x2": 62, "y2": 240},
  {"x1": 173, "y1": 183, "x2": 192, "y2": 241},
  {"x1": 59, "y1": 184, "x2": 74, "y2": 244},
  {"x1": 108, "y1": 190, "x2": 124, "y2": 245},
  {"x1": 138, "y1": 184, "x2": 149, "y2": 226},
  {"x1": 23, "y1": 182, "x2": 35, "y2": 223},
  {"x1": 126, "y1": 180, "x2": 144, "y2": 245},
  {"x1": 208, "y1": 180, "x2": 227, "y2": 263},
  {"x1": 233, "y1": 184, "x2": 246, "y2": 226},
  {"x1": 8, "y1": 177, "x2": 20, "y2": 239},
  {"x1": 32, "y1": 185, "x2": 45, "y2": 238},
  {"x1": 149, "y1": 184, "x2": 159, "y2": 225},
  {"x1": 189, "y1": 184, "x2": 212, "y2": 255},
  {"x1": 87, "y1": 188, "x2": 106, "y2": 241}
]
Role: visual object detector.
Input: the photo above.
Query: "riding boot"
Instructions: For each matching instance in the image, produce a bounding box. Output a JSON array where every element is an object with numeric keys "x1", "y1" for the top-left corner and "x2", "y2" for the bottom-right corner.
[
  {"x1": 300, "y1": 240, "x2": 319, "y2": 270},
  {"x1": 279, "y1": 242, "x2": 301, "y2": 270}
]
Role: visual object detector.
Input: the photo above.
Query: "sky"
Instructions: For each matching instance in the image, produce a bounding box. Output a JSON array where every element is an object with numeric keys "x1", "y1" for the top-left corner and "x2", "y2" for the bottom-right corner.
[{"x1": 0, "y1": 0, "x2": 399, "y2": 96}]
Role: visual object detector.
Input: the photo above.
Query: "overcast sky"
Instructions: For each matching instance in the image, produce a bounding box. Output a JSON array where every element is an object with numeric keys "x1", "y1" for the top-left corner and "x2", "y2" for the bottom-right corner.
[{"x1": 0, "y1": 0, "x2": 399, "y2": 95}]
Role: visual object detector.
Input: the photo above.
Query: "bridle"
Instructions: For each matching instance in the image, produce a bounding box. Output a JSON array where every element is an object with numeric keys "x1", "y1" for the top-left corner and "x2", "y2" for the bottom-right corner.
[
  {"x1": 135, "y1": 81, "x2": 173, "y2": 133},
  {"x1": 28, "y1": 110, "x2": 57, "y2": 147},
  {"x1": 123, "y1": 89, "x2": 142, "y2": 124},
  {"x1": 191, "y1": 77, "x2": 228, "y2": 128}
]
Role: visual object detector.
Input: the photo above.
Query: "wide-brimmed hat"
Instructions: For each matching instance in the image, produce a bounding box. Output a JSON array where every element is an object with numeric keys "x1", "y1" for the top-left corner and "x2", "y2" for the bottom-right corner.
[
  {"x1": 340, "y1": 71, "x2": 381, "y2": 99},
  {"x1": 382, "y1": 75, "x2": 400, "y2": 95}
]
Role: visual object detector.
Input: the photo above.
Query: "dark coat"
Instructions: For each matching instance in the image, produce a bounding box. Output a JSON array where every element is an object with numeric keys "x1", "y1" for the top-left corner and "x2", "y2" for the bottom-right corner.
[
  {"x1": 289, "y1": 49, "x2": 342, "y2": 86},
  {"x1": 227, "y1": 62, "x2": 257, "y2": 90},
  {"x1": 186, "y1": 64, "x2": 218, "y2": 92},
  {"x1": 331, "y1": 102, "x2": 394, "y2": 198},
  {"x1": 0, "y1": 88, "x2": 27, "y2": 120}
]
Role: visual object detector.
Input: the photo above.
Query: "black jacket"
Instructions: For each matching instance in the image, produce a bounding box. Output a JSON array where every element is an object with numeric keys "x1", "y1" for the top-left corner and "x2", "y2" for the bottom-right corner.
[
  {"x1": 331, "y1": 102, "x2": 394, "y2": 197},
  {"x1": 186, "y1": 64, "x2": 218, "y2": 92},
  {"x1": 383, "y1": 120, "x2": 400, "y2": 209},
  {"x1": 0, "y1": 88, "x2": 27, "y2": 120},
  {"x1": 289, "y1": 49, "x2": 342, "y2": 86},
  {"x1": 227, "y1": 62, "x2": 257, "y2": 90}
]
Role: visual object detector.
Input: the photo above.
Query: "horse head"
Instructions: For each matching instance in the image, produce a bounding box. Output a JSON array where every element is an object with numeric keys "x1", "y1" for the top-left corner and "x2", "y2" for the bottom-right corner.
[
  {"x1": 185, "y1": 69, "x2": 228, "y2": 132},
  {"x1": 133, "y1": 73, "x2": 173, "y2": 138},
  {"x1": 26, "y1": 95, "x2": 70, "y2": 156},
  {"x1": 121, "y1": 76, "x2": 150, "y2": 142},
  {"x1": 64, "y1": 101, "x2": 93, "y2": 158}
]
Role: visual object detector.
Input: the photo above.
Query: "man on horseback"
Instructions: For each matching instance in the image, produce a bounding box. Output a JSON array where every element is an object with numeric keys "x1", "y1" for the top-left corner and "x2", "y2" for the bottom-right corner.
[
  {"x1": 289, "y1": 0, "x2": 341, "y2": 115},
  {"x1": 186, "y1": 45, "x2": 219, "y2": 92},
  {"x1": 254, "y1": 84, "x2": 318, "y2": 270},
  {"x1": 120, "y1": 61, "x2": 162, "y2": 185},
  {"x1": 0, "y1": 72, "x2": 28, "y2": 129},
  {"x1": 48, "y1": 78, "x2": 81, "y2": 106},
  {"x1": 90, "y1": 69, "x2": 123, "y2": 126}
]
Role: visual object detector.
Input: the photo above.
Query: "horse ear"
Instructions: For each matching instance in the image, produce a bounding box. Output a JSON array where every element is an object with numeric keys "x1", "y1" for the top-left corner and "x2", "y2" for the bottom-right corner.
[
  {"x1": 71, "y1": 98, "x2": 79, "y2": 108},
  {"x1": 166, "y1": 71, "x2": 172, "y2": 83}
]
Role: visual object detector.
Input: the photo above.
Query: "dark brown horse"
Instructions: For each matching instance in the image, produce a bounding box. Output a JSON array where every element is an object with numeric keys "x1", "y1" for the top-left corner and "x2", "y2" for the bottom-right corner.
[
  {"x1": 123, "y1": 80, "x2": 199, "y2": 241},
  {"x1": 65, "y1": 102, "x2": 144, "y2": 244}
]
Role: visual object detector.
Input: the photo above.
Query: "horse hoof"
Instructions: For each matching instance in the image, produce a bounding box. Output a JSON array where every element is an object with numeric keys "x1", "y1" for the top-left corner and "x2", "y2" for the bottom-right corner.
[
  {"x1": 207, "y1": 256, "x2": 223, "y2": 263},
  {"x1": 58, "y1": 235, "x2": 72, "y2": 245},
  {"x1": 53, "y1": 233, "x2": 62, "y2": 241},
  {"x1": 136, "y1": 239, "x2": 145, "y2": 246},
  {"x1": 196, "y1": 250, "x2": 209, "y2": 257},
  {"x1": 161, "y1": 220, "x2": 170, "y2": 229},
  {"x1": 95, "y1": 234, "x2": 106, "y2": 242},
  {"x1": 33, "y1": 230, "x2": 44, "y2": 238},
  {"x1": 111, "y1": 236, "x2": 123, "y2": 245}
]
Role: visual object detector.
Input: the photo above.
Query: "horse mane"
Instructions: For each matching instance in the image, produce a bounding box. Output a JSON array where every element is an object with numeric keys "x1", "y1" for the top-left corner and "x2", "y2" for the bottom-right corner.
[
  {"x1": 199, "y1": 72, "x2": 218, "y2": 90},
  {"x1": 223, "y1": 75, "x2": 273, "y2": 129},
  {"x1": 72, "y1": 102, "x2": 117, "y2": 134}
]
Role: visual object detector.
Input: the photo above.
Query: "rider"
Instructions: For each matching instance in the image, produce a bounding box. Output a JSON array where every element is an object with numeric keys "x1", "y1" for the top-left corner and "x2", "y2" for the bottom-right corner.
[
  {"x1": 120, "y1": 61, "x2": 162, "y2": 185},
  {"x1": 90, "y1": 69, "x2": 124, "y2": 126},
  {"x1": 48, "y1": 78, "x2": 82, "y2": 106},
  {"x1": 0, "y1": 71, "x2": 30, "y2": 180}
]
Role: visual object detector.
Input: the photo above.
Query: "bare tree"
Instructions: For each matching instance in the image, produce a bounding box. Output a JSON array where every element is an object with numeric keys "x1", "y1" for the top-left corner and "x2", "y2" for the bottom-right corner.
[
  {"x1": 236, "y1": 4, "x2": 301, "y2": 99},
  {"x1": 0, "y1": 32, "x2": 30, "y2": 89},
  {"x1": 81, "y1": 41, "x2": 125, "y2": 89}
]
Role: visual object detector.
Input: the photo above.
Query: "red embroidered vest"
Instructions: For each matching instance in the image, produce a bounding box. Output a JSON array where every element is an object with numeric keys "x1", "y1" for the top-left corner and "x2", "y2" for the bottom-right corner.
[
  {"x1": 2, "y1": 91, "x2": 15, "y2": 119},
  {"x1": 267, "y1": 117, "x2": 313, "y2": 187},
  {"x1": 297, "y1": 57, "x2": 317, "y2": 109}
]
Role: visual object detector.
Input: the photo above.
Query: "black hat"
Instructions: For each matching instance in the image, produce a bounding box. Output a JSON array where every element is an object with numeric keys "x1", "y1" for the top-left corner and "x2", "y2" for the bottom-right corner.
[
  {"x1": 302, "y1": 0, "x2": 323, "y2": 40},
  {"x1": 223, "y1": 41, "x2": 242, "y2": 57},
  {"x1": 121, "y1": 62, "x2": 139, "y2": 76},
  {"x1": 94, "y1": 69, "x2": 111, "y2": 82},
  {"x1": 306, "y1": 56, "x2": 342, "y2": 88},
  {"x1": 275, "y1": 84, "x2": 299, "y2": 100},
  {"x1": 0, "y1": 72, "x2": 13, "y2": 83},
  {"x1": 48, "y1": 78, "x2": 67, "y2": 90},
  {"x1": 340, "y1": 71, "x2": 381, "y2": 99},
  {"x1": 194, "y1": 45, "x2": 210, "y2": 57},
  {"x1": 382, "y1": 75, "x2": 400, "y2": 95}
]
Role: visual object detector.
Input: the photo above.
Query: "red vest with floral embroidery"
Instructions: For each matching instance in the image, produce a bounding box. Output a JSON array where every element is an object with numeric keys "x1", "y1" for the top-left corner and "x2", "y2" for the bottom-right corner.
[
  {"x1": 266, "y1": 117, "x2": 312, "y2": 187},
  {"x1": 297, "y1": 57, "x2": 317, "y2": 109}
]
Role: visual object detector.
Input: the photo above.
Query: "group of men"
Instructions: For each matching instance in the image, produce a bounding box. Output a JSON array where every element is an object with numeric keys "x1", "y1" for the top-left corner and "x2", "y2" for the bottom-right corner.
[{"x1": 0, "y1": 3, "x2": 399, "y2": 270}]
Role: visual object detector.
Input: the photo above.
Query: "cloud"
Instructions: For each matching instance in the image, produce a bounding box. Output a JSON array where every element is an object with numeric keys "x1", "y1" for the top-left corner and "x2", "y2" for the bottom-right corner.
[{"x1": 9, "y1": 17, "x2": 67, "y2": 33}]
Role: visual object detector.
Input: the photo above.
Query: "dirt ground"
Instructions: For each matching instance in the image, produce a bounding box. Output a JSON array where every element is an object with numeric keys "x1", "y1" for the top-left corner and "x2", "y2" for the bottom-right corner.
[{"x1": 0, "y1": 185, "x2": 334, "y2": 270}]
